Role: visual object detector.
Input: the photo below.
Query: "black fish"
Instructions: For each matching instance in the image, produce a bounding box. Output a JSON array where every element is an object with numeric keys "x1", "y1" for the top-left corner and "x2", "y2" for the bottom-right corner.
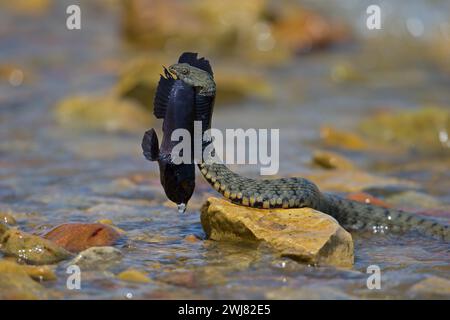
[{"x1": 141, "y1": 67, "x2": 196, "y2": 213}]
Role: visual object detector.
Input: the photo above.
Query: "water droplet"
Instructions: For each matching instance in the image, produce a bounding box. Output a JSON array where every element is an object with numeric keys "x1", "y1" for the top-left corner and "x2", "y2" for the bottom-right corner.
[{"x1": 177, "y1": 203, "x2": 186, "y2": 214}]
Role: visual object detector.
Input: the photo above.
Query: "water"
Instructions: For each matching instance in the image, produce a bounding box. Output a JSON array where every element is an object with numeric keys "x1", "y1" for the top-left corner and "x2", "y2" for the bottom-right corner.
[{"x1": 0, "y1": 1, "x2": 449, "y2": 299}]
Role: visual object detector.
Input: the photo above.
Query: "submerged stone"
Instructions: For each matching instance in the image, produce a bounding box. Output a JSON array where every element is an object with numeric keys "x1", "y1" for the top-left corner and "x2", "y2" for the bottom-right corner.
[
  {"x1": 67, "y1": 246, "x2": 123, "y2": 270},
  {"x1": 201, "y1": 197, "x2": 354, "y2": 268},
  {"x1": 117, "y1": 268, "x2": 151, "y2": 283}
]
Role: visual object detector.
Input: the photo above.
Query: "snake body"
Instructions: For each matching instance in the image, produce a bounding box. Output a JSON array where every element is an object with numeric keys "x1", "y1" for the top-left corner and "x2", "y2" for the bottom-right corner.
[{"x1": 167, "y1": 53, "x2": 450, "y2": 241}]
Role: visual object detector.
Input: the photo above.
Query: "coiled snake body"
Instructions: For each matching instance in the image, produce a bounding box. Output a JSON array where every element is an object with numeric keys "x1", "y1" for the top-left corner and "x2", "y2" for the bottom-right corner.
[{"x1": 166, "y1": 53, "x2": 449, "y2": 241}]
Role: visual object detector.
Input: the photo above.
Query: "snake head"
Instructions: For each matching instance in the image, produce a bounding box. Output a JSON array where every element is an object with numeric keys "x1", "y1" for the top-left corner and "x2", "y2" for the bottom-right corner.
[{"x1": 169, "y1": 63, "x2": 216, "y2": 96}]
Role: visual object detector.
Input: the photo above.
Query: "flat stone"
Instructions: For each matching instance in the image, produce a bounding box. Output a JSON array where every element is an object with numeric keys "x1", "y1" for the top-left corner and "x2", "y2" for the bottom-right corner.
[{"x1": 201, "y1": 197, "x2": 354, "y2": 268}]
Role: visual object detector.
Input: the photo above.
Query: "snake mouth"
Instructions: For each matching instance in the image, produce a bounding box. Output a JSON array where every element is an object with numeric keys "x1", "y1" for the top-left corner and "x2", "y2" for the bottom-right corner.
[{"x1": 163, "y1": 65, "x2": 178, "y2": 79}]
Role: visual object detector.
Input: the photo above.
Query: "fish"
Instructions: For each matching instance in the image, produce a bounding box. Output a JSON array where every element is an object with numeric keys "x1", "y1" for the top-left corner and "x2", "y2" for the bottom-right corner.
[
  {"x1": 141, "y1": 62, "x2": 196, "y2": 213},
  {"x1": 141, "y1": 53, "x2": 214, "y2": 213}
]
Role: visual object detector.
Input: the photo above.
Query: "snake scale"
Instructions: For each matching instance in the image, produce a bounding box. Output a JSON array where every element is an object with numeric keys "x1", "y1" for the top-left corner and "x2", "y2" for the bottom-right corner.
[{"x1": 166, "y1": 53, "x2": 450, "y2": 241}]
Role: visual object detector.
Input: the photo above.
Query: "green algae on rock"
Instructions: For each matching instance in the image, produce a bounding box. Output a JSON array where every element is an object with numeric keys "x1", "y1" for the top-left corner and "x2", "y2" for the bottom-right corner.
[
  {"x1": 201, "y1": 197, "x2": 354, "y2": 268},
  {"x1": 54, "y1": 95, "x2": 152, "y2": 133},
  {"x1": 0, "y1": 229, "x2": 72, "y2": 265},
  {"x1": 0, "y1": 211, "x2": 17, "y2": 225}
]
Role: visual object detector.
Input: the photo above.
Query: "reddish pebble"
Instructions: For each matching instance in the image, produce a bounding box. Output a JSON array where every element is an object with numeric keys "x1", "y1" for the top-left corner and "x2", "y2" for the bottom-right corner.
[
  {"x1": 347, "y1": 192, "x2": 391, "y2": 208},
  {"x1": 184, "y1": 234, "x2": 200, "y2": 243},
  {"x1": 43, "y1": 223, "x2": 121, "y2": 253}
]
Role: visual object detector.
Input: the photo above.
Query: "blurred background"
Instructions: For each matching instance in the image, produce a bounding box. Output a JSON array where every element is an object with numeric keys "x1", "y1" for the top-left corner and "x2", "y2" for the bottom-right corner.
[{"x1": 0, "y1": 0, "x2": 450, "y2": 299}]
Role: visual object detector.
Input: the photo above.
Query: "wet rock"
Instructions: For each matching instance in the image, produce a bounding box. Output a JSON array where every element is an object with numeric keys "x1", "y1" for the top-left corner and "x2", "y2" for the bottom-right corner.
[
  {"x1": 54, "y1": 95, "x2": 152, "y2": 133},
  {"x1": 43, "y1": 223, "x2": 121, "y2": 253},
  {"x1": 409, "y1": 277, "x2": 450, "y2": 298},
  {"x1": 201, "y1": 197, "x2": 354, "y2": 267},
  {"x1": 0, "y1": 272, "x2": 47, "y2": 299},
  {"x1": 0, "y1": 260, "x2": 56, "y2": 281},
  {"x1": 67, "y1": 246, "x2": 123, "y2": 270},
  {"x1": 312, "y1": 150, "x2": 355, "y2": 170},
  {"x1": 320, "y1": 126, "x2": 367, "y2": 150},
  {"x1": 346, "y1": 192, "x2": 391, "y2": 208},
  {"x1": 0, "y1": 222, "x2": 9, "y2": 237},
  {"x1": 157, "y1": 270, "x2": 198, "y2": 288},
  {"x1": 359, "y1": 107, "x2": 450, "y2": 153},
  {"x1": 117, "y1": 268, "x2": 151, "y2": 283},
  {"x1": 0, "y1": 211, "x2": 17, "y2": 225},
  {"x1": 0, "y1": 229, "x2": 72, "y2": 265}
]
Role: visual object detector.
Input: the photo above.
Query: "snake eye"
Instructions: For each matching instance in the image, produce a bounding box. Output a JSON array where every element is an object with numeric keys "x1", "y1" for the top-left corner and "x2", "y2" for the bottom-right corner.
[{"x1": 181, "y1": 68, "x2": 189, "y2": 75}]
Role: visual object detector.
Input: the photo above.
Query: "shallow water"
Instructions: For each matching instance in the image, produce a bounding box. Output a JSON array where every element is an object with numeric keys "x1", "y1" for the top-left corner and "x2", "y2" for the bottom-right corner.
[{"x1": 0, "y1": 1, "x2": 449, "y2": 299}]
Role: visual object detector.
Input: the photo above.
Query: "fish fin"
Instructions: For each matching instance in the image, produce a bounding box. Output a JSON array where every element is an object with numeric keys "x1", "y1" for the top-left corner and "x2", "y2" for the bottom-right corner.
[
  {"x1": 178, "y1": 52, "x2": 214, "y2": 77},
  {"x1": 142, "y1": 128, "x2": 160, "y2": 161},
  {"x1": 153, "y1": 70, "x2": 174, "y2": 119},
  {"x1": 195, "y1": 95, "x2": 215, "y2": 130}
]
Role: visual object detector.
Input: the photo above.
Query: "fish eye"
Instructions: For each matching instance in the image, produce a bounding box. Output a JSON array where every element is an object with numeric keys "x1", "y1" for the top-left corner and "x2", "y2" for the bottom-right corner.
[{"x1": 181, "y1": 68, "x2": 189, "y2": 75}]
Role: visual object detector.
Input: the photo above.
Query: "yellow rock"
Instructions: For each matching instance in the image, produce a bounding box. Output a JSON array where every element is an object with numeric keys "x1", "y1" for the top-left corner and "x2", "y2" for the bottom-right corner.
[
  {"x1": 201, "y1": 197, "x2": 354, "y2": 267},
  {"x1": 117, "y1": 269, "x2": 151, "y2": 283},
  {"x1": 312, "y1": 150, "x2": 355, "y2": 170},
  {"x1": 320, "y1": 126, "x2": 367, "y2": 150},
  {"x1": 0, "y1": 260, "x2": 50, "y2": 299},
  {"x1": 0, "y1": 260, "x2": 56, "y2": 281},
  {"x1": 54, "y1": 95, "x2": 152, "y2": 133},
  {"x1": 0, "y1": 0, "x2": 51, "y2": 15}
]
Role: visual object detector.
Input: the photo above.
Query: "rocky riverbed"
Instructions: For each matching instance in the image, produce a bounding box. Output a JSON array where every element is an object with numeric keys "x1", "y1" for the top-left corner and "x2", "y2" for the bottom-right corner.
[{"x1": 1, "y1": 0, "x2": 449, "y2": 299}]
